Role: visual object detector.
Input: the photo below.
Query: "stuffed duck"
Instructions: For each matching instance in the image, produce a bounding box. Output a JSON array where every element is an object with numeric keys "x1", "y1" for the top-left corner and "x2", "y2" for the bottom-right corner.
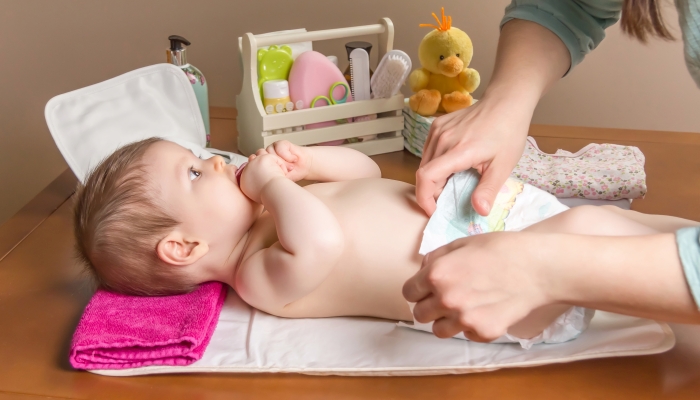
[{"x1": 408, "y1": 8, "x2": 480, "y2": 116}]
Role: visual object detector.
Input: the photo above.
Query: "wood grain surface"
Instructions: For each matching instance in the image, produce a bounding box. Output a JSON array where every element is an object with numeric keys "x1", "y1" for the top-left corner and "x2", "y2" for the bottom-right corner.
[{"x1": 1, "y1": 113, "x2": 698, "y2": 399}]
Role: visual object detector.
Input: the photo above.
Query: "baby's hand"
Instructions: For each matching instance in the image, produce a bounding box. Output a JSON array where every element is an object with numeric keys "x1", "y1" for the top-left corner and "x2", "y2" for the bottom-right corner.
[
  {"x1": 264, "y1": 140, "x2": 312, "y2": 182},
  {"x1": 240, "y1": 152, "x2": 287, "y2": 203}
]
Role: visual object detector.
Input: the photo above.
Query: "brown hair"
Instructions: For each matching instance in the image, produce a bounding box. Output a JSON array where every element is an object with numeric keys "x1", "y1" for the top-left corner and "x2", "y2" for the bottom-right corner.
[
  {"x1": 74, "y1": 137, "x2": 197, "y2": 296},
  {"x1": 621, "y1": 0, "x2": 674, "y2": 42}
]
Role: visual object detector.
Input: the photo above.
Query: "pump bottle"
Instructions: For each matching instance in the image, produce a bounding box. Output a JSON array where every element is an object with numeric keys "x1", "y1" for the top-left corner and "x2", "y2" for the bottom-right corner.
[{"x1": 167, "y1": 35, "x2": 210, "y2": 146}]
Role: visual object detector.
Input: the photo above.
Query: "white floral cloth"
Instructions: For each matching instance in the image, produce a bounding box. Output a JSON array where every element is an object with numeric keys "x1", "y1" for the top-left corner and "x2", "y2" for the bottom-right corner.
[{"x1": 512, "y1": 137, "x2": 647, "y2": 200}]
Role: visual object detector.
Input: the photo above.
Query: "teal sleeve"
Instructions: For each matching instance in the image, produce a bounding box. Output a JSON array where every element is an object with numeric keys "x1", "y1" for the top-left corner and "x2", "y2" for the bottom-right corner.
[
  {"x1": 676, "y1": 226, "x2": 700, "y2": 309},
  {"x1": 501, "y1": 0, "x2": 623, "y2": 71}
]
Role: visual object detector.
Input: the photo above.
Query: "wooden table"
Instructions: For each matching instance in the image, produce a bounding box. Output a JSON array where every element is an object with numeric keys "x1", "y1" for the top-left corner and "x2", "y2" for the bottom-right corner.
[{"x1": 2, "y1": 109, "x2": 699, "y2": 399}]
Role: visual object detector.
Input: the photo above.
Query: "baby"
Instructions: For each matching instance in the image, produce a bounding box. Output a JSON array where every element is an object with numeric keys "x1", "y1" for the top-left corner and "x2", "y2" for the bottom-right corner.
[{"x1": 74, "y1": 138, "x2": 691, "y2": 345}]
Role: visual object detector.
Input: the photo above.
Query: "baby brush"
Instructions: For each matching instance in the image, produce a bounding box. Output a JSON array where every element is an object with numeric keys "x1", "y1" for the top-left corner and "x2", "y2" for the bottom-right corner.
[{"x1": 371, "y1": 50, "x2": 412, "y2": 99}]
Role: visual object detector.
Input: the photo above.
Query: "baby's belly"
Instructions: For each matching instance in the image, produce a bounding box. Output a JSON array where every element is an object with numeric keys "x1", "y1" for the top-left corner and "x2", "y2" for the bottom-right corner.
[{"x1": 276, "y1": 179, "x2": 427, "y2": 321}]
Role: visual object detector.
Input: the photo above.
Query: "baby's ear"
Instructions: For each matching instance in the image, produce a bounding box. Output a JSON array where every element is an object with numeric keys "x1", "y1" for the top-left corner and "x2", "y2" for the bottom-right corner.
[{"x1": 156, "y1": 231, "x2": 209, "y2": 266}]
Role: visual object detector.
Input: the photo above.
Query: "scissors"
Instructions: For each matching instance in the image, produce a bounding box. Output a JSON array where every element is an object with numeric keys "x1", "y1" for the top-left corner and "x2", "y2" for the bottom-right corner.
[{"x1": 310, "y1": 82, "x2": 351, "y2": 124}]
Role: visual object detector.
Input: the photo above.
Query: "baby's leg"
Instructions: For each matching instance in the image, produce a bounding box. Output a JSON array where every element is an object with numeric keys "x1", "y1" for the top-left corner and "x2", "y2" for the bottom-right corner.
[
  {"x1": 598, "y1": 205, "x2": 699, "y2": 232},
  {"x1": 507, "y1": 205, "x2": 661, "y2": 339}
]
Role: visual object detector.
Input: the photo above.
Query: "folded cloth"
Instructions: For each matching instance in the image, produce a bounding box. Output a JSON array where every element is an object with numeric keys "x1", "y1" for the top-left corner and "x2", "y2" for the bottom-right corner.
[
  {"x1": 401, "y1": 102, "x2": 647, "y2": 201},
  {"x1": 512, "y1": 136, "x2": 647, "y2": 200},
  {"x1": 70, "y1": 282, "x2": 227, "y2": 370}
]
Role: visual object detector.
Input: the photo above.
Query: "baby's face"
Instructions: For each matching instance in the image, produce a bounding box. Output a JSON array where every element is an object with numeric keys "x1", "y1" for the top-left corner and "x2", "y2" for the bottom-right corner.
[{"x1": 143, "y1": 141, "x2": 260, "y2": 253}]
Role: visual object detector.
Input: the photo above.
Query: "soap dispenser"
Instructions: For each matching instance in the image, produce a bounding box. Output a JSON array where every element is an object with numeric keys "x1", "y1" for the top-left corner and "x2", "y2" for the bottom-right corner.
[{"x1": 167, "y1": 35, "x2": 210, "y2": 146}]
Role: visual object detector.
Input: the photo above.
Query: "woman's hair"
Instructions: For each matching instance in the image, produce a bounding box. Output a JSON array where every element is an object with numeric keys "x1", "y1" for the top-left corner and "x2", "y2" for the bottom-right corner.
[
  {"x1": 74, "y1": 137, "x2": 198, "y2": 296},
  {"x1": 621, "y1": 0, "x2": 674, "y2": 42}
]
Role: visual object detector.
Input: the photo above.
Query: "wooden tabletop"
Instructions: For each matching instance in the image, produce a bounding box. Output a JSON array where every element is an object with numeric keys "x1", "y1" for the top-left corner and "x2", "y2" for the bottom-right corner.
[{"x1": 2, "y1": 110, "x2": 699, "y2": 399}]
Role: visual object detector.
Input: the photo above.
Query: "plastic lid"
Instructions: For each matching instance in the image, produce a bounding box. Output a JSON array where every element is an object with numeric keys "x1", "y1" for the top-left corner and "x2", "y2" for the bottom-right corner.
[
  {"x1": 345, "y1": 41, "x2": 372, "y2": 60},
  {"x1": 262, "y1": 79, "x2": 290, "y2": 99},
  {"x1": 169, "y1": 35, "x2": 191, "y2": 51},
  {"x1": 327, "y1": 55, "x2": 338, "y2": 66}
]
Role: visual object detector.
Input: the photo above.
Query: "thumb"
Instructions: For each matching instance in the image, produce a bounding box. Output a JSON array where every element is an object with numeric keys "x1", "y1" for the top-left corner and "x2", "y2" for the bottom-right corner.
[{"x1": 471, "y1": 162, "x2": 512, "y2": 216}]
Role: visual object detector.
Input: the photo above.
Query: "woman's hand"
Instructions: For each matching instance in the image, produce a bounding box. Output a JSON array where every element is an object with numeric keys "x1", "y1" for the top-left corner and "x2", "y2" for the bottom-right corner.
[
  {"x1": 415, "y1": 96, "x2": 531, "y2": 217},
  {"x1": 415, "y1": 19, "x2": 572, "y2": 217},
  {"x1": 402, "y1": 232, "x2": 554, "y2": 341}
]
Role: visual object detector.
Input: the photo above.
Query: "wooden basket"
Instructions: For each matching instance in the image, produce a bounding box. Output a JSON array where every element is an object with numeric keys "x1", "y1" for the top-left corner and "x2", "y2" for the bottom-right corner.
[{"x1": 236, "y1": 18, "x2": 405, "y2": 156}]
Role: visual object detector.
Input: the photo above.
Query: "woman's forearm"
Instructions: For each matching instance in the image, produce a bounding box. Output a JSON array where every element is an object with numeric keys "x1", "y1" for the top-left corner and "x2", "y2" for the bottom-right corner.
[
  {"x1": 545, "y1": 233, "x2": 700, "y2": 324},
  {"x1": 484, "y1": 19, "x2": 570, "y2": 111}
]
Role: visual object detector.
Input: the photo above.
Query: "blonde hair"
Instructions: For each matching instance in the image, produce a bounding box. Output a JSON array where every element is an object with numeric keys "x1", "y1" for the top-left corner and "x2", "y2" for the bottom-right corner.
[
  {"x1": 621, "y1": 0, "x2": 674, "y2": 42},
  {"x1": 73, "y1": 137, "x2": 198, "y2": 296}
]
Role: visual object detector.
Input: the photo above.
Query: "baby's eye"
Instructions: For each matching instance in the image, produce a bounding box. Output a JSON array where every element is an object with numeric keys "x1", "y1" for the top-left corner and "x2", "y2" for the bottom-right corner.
[{"x1": 189, "y1": 167, "x2": 201, "y2": 181}]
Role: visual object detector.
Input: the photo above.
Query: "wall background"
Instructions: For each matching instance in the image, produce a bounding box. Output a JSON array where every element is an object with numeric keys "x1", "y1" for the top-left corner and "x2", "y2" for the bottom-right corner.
[{"x1": 1, "y1": 0, "x2": 698, "y2": 225}]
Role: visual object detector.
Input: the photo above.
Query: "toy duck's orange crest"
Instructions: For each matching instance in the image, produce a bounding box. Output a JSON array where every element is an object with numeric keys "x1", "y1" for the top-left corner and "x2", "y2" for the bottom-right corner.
[{"x1": 419, "y1": 7, "x2": 452, "y2": 31}]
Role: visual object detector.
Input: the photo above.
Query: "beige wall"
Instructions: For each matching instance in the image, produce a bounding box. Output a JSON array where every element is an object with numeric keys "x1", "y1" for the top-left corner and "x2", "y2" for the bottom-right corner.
[{"x1": 1, "y1": 0, "x2": 698, "y2": 225}]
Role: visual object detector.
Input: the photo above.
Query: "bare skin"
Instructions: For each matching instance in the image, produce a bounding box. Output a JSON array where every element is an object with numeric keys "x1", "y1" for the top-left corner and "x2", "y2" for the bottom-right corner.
[
  {"x1": 416, "y1": 20, "x2": 570, "y2": 216},
  {"x1": 143, "y1": 139, "x2": 697, "y2": 342}
]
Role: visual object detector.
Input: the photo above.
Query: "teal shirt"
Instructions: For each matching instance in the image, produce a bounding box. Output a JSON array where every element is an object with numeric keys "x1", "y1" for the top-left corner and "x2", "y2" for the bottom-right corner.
[
  {"x1": 502, "y1": 0, "x2": 700, "y2": 309},
  {"x1": 501, "y1": 0, "x2": 700, "y2": 87}
]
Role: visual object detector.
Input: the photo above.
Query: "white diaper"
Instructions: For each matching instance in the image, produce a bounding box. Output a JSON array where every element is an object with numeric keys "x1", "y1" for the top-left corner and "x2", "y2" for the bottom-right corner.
[{"x1": 405, "y1": 169, "x2": 595, "y2": 349}]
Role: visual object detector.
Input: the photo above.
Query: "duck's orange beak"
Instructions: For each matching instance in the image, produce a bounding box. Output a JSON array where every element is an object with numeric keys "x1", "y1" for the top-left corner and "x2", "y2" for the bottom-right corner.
[{"x1": 438, "y1": 56, "x2": 463, "y2": 77}]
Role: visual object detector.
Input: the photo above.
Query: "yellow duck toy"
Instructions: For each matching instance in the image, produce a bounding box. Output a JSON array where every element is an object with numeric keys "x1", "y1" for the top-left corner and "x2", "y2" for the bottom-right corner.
[{"x1": 409, "y1": 8, "x2": 480, "y2": 116}]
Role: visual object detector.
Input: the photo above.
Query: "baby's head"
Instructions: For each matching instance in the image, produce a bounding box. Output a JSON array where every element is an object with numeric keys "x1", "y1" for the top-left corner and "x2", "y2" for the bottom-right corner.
[{"x1": 74, "y1": 138, "x2": 259, "y2": 296}]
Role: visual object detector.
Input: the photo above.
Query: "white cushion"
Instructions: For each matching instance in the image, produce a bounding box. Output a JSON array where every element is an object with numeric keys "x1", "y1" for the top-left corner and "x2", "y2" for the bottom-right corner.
[{"x1": 45, "y1": 64, "x2": 223, "y2": 182}]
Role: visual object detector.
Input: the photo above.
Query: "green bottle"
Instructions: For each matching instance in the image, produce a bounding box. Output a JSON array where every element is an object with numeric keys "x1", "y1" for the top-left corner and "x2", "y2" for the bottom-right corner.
[{"x1": 167, "y1": 35, "x2": 210, "y2": 146}]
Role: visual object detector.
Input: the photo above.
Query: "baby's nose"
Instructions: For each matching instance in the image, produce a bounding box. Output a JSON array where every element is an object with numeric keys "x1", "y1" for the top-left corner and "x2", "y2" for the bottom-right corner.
[{"x1": 209, "y1": 155, "x2": 226, "y2": 172}]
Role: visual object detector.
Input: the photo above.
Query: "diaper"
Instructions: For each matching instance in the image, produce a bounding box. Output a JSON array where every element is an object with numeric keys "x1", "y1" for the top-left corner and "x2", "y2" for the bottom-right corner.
[{"x1": 406, "y1": 169, "x2": 594, "y2": 349}]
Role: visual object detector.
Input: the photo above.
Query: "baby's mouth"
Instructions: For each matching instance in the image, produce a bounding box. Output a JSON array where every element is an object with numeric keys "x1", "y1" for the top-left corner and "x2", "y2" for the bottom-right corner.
[{"x1": 235, "y1": 162, "x2": 247, "y2": 186}]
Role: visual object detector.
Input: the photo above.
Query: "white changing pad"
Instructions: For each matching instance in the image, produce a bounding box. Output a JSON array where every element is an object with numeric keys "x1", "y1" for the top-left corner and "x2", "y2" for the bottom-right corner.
[{"x1": 92, "y1": 289, "x2": 674, "y2": 377}]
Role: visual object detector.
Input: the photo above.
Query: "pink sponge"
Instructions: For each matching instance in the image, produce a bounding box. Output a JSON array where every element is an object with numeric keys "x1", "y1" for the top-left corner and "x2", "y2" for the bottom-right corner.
[{"x1": 288, "y1": 51, "x2": 353, "y2": 136}]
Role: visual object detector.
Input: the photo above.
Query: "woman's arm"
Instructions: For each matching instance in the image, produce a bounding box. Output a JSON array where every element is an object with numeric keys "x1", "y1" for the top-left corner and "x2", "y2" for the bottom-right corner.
[
  {"x1": 416, "y1": 0, "x2": 624, "y2": 216},
  {"x1": 547, "y1": 232, "x2": 700, "y2": 323},
  {"x1": 416, "y1": 19, "x2": 570, "y2": 216},
  {"x1": 404, "y1": 230, "x2": 700, "y2": 342},
  {"x1": 403, "y1": 207, "x2": 700, "y2": 341}
]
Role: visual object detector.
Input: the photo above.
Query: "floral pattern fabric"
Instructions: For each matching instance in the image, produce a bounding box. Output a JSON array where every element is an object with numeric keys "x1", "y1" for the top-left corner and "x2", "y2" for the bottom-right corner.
[{"x1": 512, "y1": 137, "x2": 647, "y2": 200}]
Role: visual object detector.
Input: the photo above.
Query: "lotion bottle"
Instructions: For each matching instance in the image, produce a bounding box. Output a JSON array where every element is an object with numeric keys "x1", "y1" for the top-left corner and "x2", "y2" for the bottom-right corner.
[{"x1": 167, "y1": 35, "x2": 210, "y2": 146}]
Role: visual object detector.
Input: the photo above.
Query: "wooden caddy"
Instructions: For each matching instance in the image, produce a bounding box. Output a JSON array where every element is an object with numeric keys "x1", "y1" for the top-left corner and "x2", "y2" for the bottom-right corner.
[{"x1": 236, "y1": 18, "x2": 405, "y2": 156}]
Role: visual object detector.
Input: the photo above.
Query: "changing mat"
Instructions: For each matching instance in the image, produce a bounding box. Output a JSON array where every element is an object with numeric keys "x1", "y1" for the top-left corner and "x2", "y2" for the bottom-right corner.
[
  {"x1": 46, "y1": 64, "x2": 674, "y2": 377},
  {"x1": 92, "y1": 289, "x2": 674, "y2": 376}
]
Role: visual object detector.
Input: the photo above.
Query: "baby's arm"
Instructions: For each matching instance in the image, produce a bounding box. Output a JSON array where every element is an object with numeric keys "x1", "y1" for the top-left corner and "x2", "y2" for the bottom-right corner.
[
  {"x1": 235, "y1": 154, "x2": 344, "y2": 312},
  {"x1": 262, "y1": 140, "x2": 381, "y2": 182}
]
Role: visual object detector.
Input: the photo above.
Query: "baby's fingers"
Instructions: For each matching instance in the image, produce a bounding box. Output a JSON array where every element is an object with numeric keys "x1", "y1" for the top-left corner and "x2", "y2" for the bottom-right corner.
[{"x1": 272, "y1": 141, "x2": 298, "y2": 163}]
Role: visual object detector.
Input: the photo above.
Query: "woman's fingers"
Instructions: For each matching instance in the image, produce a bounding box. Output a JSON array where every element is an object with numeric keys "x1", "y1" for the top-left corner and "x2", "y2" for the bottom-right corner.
[
  {"x1": 412, "y1": 294, "x2": 446, "y2": 324},
  {"x1": 431, "y1": 317, "x2": 465, "y2": 339},
  {"x1": 415, "y1": 150, "x2": 476, "y2": 215},
  {"x1": 402, "y1": 263, "x2": 435, "y2": 303}
]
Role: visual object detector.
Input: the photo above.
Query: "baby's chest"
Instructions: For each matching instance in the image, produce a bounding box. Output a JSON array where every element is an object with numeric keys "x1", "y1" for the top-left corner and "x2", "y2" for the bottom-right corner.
[{"x1": 243, "y1": 212, "x2": 279, "y2": 257}]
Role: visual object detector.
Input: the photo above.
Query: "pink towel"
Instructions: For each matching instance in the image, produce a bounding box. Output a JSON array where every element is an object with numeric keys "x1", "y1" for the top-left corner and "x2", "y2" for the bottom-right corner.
[{"x1": 70, "y1": 282, "x2": 227, "y2": 370}]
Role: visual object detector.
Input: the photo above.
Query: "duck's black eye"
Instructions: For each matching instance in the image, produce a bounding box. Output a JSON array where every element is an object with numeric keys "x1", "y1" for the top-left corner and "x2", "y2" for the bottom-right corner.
[
  {"x1": 456, "y1": 53, "x2": 460, "y2": 57},
  {"x1": 439, "y1": 55, "x2": 444, "y2": 60}
]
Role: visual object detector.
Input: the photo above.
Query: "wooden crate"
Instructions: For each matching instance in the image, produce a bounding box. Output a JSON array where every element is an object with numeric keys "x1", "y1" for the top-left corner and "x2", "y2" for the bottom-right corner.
[{"x1": 236, "y1": 18, "x2": 405, "y2": 156}]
